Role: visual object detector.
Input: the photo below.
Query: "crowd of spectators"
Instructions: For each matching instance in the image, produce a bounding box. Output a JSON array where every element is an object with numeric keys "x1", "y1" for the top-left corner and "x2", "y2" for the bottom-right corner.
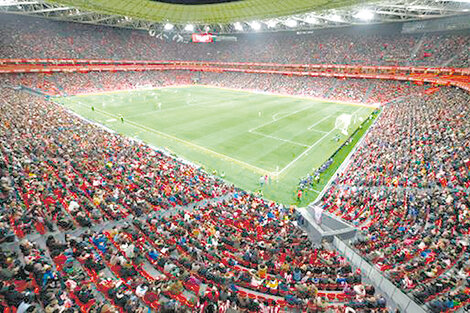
[
  {"x1": 0, "y1": 79, "x2": 395, "y2": 313},
  {"x1": 11, "y1": 72, "x2": 193, "y2": 96},
  {"x1": 0, "y1": 84, "x2": 231, "y2": 237},
  {"x1": 1, "y1": 12, "x2": 470, "y2": 311},
  {"x1": 8, "y1": 71, "x2": 416, "y2": 106},
  {"x1": 321, "y1": 87, "x2": 470, "y2": 311},
  {"x1": 1, "y1": 13, "x2": 470, "y2": 67}
]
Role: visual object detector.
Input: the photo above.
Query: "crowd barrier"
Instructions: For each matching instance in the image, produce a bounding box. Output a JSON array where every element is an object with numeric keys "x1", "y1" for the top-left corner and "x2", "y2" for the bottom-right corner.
[{"x1": 332, "y1": 236, "x2": 427, "y2": 313}]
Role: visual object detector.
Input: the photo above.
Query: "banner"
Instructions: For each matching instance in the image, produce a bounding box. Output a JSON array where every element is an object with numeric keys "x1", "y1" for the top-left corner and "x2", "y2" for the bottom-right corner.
[{"x1": 191, "y1": 33, "x2": 213, "y2": 43}]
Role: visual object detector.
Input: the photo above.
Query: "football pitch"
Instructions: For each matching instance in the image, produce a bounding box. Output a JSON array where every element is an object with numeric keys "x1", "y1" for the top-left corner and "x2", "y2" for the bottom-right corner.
[{"x1": 55, "y1": 85, "x2": 377, "y2": 205}]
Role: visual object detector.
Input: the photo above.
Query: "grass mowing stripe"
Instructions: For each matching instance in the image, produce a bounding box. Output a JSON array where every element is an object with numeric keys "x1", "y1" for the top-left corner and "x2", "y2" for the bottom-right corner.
[
  {"x1": 193, "y1": 85, "x2": 379, "y2": 109},
  {"x1": 249, "y1": 130, "x2": 310, "y2": 148},
  {"x1": 57, "y1": 85, "x2": 376, "y2": 205},
  {"x1": 71, "y1": 100, "x2": 273, "y2": 176},
  {"x1": 249, "y1": 104, "x2": 313, "y2": 133},
  {"x1": 125, "y1": 95, "x2": 228, "y2": 119},
  {"x1": 276, "y1": 127, "x2": 337, "y2": 177},
  {"x1": 308, "y1": 114, "x2": 334, "y2": 130}
]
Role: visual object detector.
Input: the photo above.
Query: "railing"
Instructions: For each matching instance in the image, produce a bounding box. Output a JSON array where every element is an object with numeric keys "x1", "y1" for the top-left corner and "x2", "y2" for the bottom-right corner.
[{"x1": 332, "y1": 236, "x2": 427, "y2": 313}]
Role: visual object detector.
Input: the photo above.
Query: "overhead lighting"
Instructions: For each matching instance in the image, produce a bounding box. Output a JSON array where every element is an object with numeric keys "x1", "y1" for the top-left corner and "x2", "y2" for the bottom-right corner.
[
  {"x1": 184, "y1": 24, "x2": 194, "y2": 32},
  {"x1": 284, "y1": 19, "x2": 298, "y2": 28},
  {"x1": 173, "y1": 34, "x2": 184, "y2": 42},
  {"x1": 354, "y1": 9, "x2": 374, "y2": 21},
  {"x1": 329, "y1": 14, "x2": 343, "y2": 22},
  {"x1": 250, "y1": 21, "x2": 261, "y2": 31},
  {"x1": 265, "y1": 20, "x2": 277, "y2": 28},
  {"x1": 304, "y1": 16, "x2": 319, "y2": 24},
  {"x1": 233, "y1": 22, "x2": 243, "y2": 31},
  {"x1": 164, "y1": 23, "x2": 174, "y2": 31}
]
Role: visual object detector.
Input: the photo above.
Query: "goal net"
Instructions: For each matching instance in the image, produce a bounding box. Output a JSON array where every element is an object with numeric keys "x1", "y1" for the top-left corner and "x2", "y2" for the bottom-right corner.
[
  {"x1": 335, "y1": 113, "x2": 365, "y2": 136},
  {"x1": 335, "y1": 113, "x2": 353, "y2": 135}
]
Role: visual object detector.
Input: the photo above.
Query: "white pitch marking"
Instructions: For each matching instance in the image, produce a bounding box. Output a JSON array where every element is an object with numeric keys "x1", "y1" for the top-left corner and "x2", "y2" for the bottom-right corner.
[
  {"x1": 192, "y1": 84, "x2": 380, "y2": 109},
  {"x1": 250, "y1": 130, "x2": 309, "y2": 148},
  {"x1": 66, "y1": 87, "x2": 374, "y2": 181},
  {"x1": 276, "y1": 105, "x2": 369, "y2": 176},
  {"x1": 307, "y1": 114, "x2": 333, "y2": 130},
  {"x1": 249, "y1": 105, "x2": 313, "y2": 133},
  {"x1": 70, "y1": 101, "x2": 273, "y2": 176},
  {"x1": 276, "y1": 127, "x2": 338, "y2": 177},
  {"x1": 272, "y1": 112, "x2": 286, "y2": 121},
  {"x1": 127, "y1": 96, "x2": 226, "y2": 119}
]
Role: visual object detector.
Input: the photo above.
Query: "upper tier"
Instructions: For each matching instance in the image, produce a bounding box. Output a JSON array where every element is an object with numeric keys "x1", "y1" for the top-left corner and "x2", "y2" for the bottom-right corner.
[{"x1": 1, "y1": 13, "x2": 469, "y2": 68}]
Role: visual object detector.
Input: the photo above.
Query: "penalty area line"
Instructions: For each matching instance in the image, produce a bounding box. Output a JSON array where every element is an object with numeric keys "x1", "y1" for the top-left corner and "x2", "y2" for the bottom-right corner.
[
  {"x1": 307, "y1": 114, "x2": 333, "y2": 130},
  {"x1": 275, "y1": 127, "x2": 338, "y2": 177},
  {"x1": 249, "y1": 130, "x2": 309, "y2": 148},
  {"x1": 67, "y1": 101, "x2": 274, "y2": 177},
  {"x1": 274, "y1": 105, "x2": 373, "y2": 178},
  {"x1": 249, "y1": 105, "x2": 313, "y2": 133}
]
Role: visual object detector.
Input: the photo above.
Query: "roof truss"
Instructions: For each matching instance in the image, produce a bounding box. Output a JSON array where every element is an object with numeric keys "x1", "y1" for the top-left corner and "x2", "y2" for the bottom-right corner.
[{"x1": 1, "y1": 0, "x2": 469, "y2": 35}]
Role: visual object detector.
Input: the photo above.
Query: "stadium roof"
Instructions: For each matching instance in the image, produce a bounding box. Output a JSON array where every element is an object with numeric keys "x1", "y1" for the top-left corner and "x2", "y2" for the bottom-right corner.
[
  {"x1": 34, "y1": 0, "x2": 372, "y2": 24},
  {"x1": 1, "y1": 0, "x2": 470, "y2": 34}
]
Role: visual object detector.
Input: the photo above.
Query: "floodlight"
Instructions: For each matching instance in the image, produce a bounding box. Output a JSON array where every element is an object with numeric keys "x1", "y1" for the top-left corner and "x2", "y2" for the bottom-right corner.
[
  {"x1": 304, "y1": 16, "x2": 319, "y2": 24},
  {"x1": 329, "y1": 14, "x2": 343, "y2": 22},
  {"x1": 250, "y1": 21, "x2": 261, "y2": 31},
  {"x1": 164, "y1": 23, "x2": 174, "y2": 31},
  {"x1": 354, "y1": 9, "x2": 374, "y2": 21},
  {"x1": 184, "y1": 24, "x2": 194, "y2": 32},
  {"x1": 173, "y1": 34, "x2": 184, "y2": 42},
  {"x1": 265, "y1": 20, "x2": 277, "y2": 28},
  {"x1": 284, "y1": 19, "x2": 298, "y2": 28},
  {"x1": 233, "y1": 22, "x2": 243, "y2": 31}
]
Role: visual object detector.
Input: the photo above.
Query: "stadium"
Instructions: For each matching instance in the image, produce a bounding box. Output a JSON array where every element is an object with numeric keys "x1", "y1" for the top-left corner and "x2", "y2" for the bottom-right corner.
[{"x1": 0, "y1": 0, "x2": 469, "y2": 312}]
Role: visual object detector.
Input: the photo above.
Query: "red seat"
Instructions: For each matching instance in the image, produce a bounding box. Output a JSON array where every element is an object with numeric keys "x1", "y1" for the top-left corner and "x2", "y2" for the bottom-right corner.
[
  {"x1": 276, "y1": 299, "x2": 287, "y2": 306},
  {"x1": 327, "y1": 293, "x2": 336, "y2": 301}
]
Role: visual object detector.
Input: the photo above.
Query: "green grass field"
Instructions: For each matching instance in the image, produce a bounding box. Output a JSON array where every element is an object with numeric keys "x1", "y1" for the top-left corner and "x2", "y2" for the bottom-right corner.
[{"x1": 54, "y1": 85, "x2": 376, "y2": 205}]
